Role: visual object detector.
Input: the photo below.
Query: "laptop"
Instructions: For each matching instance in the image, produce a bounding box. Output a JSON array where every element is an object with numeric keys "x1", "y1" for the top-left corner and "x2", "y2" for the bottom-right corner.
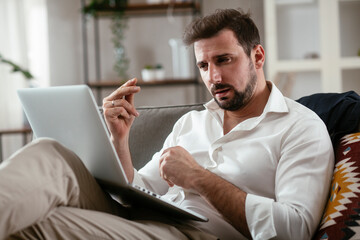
[{"x1": 18, "y1": 85, "x2": 208, "y2": 222}]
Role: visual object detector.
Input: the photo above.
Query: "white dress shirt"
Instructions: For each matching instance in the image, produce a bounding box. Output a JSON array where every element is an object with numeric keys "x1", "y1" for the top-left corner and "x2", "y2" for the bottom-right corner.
[{"x1": 133, "y1": 82, "x2": 334, "y2": 240}]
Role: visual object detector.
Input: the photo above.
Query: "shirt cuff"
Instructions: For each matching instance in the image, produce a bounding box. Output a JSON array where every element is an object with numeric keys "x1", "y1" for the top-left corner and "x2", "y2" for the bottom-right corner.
[
  {"x1": 132, "y1": 168, "x2": 145, "y2": 187},
  {"x1": 245, "y1": 193, "x2": 276, "y2": 240}
]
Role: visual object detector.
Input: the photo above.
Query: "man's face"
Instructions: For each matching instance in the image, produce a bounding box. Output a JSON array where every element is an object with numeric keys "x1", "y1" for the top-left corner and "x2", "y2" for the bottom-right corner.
[{"x1": 194, "y1": 29, "x2": 257, "y2": 111}]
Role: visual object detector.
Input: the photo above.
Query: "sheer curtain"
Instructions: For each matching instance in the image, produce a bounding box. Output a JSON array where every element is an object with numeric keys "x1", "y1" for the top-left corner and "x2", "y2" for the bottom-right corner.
[{"x1": 0, "y1": 0, "x2": 49, "y2": 159}]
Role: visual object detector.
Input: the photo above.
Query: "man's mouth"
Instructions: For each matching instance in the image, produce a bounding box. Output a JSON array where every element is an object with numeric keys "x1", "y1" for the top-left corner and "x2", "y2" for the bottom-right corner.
[{"x1": 214, "y1": 88, "x2": 231, "y2": 99}]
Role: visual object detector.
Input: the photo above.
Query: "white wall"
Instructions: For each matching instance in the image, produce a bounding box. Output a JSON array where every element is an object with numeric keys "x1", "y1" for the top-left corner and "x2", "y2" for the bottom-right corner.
[
  {"x1": 0, "y1": 0, "x2": 49, "y2": 160},
  {"x1": 47, "y1": 0, "x2": 83, "y2": 86}
]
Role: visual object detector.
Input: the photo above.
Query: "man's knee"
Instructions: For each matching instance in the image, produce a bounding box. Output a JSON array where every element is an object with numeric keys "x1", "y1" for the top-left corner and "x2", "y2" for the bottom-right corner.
[
  {"x1": 10, "y1": 137, "x2": 66, "y2": 159},
  {"x1": 3, "y1": 137, "x2": 83, "y2": 189},
  {"x1": 32, "y1": 137, "x2": 60, "y2": 146},
  {"x1": 30, "y1": 137, "x2": 68, "y2": 153},
  {"x1": 22, "y1": 137, "x2": 82, "y2": 169}
]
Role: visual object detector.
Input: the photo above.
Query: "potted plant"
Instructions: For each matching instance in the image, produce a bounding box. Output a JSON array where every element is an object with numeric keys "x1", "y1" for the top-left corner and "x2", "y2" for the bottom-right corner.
[
  {"x1": 82, "y1": 0, "x2": 129, "y2": 81},
  {"x1": 141, "y1": 64, "x2": 165, "y2": 82},
  {"x1": 82, "y1": 0, "x2": 128, "y2": 15}
]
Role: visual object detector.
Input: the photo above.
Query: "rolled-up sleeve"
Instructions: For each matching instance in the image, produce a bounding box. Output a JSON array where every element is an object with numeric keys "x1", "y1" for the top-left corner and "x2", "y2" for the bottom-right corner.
[
  {"x1": 245, "y1": 118, "x2": 334, "y2": 240},
  {"x1": 246, "y1": 194, "x2": 276, "y2": 239}
]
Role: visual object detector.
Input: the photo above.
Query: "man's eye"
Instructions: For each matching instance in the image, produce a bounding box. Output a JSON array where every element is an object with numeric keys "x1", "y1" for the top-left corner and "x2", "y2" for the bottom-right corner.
[
  {"x1": 198, "y1": 63, "x2": 208, "y2": 70},
  {"x1": 218, "y1": 57, "x2": 230, "y2": 63}
]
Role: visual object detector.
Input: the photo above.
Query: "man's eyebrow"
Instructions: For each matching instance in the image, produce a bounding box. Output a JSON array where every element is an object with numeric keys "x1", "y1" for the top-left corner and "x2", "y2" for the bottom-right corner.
[
  {"x1": 196, "y1": 53, "x2": 233, "y2": 65},
  {"x1": 215, "y1": 53, "x2": 232, "y2": 58}
]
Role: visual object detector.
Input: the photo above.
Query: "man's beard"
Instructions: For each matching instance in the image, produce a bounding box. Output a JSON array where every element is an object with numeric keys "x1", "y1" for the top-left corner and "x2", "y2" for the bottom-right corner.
[{"x1": 211, "y1": 62, "x2": 257, "y2": 111}]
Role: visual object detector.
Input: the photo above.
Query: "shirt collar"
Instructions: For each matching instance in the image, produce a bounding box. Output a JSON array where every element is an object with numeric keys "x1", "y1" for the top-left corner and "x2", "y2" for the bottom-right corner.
[
  {"x1": 203, "y1": 81, "x2": 289, "y2": 128},
  {"x1": 263, "y1": 81, "x2": 289, "y2": 114}
]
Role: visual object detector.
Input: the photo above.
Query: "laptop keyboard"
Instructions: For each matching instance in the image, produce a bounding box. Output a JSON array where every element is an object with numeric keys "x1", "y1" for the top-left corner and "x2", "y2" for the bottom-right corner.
[{"x1": 133, "y1": 184, "x2": 162, "y2": 199}]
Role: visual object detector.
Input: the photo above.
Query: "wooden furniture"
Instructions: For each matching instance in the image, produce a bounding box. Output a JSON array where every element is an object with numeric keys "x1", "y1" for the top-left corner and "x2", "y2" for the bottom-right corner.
[
  {"x1": 80, "y1": 0, "x2": 204, "y2": 104},
  {"x1": 87, "y1": 79, "x2": 205, "y2": 104}
]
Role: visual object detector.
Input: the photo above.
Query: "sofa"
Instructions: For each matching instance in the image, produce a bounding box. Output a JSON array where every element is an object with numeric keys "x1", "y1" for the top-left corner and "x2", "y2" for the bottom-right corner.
[{"x1": 126, "y1": 91, "x2": 360, "y2": 239}]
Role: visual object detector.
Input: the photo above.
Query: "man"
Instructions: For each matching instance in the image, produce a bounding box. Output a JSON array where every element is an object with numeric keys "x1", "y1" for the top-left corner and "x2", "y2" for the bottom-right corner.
[{"x1": 0, "y1": 9, "x2": 333, "y2": 239}]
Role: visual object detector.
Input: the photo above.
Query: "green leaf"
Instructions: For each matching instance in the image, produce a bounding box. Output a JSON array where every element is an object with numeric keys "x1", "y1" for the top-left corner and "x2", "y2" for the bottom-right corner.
[{"x1": 0, "y1": 53, "x2": 34, "y2": 80}]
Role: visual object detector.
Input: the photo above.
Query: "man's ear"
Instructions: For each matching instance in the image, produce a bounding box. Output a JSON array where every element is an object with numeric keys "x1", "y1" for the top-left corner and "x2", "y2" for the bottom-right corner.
[{"x1": 253, "y1": 45, "x2": 265, "y2": 69}]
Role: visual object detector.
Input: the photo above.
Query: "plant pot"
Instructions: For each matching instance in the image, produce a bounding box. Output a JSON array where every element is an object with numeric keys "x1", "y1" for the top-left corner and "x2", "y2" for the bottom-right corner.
[
  {"x1": 141, "y1": 69, "x2": 156, "y2": 82},
  {"x1": 141, "y1": 68, "x2": 165, "y2": 82}
]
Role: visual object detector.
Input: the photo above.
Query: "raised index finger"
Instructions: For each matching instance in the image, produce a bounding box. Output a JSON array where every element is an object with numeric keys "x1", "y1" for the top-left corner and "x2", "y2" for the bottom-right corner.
[{"x1": 104, "y1": 78, "x2": 140, "y2": 102}]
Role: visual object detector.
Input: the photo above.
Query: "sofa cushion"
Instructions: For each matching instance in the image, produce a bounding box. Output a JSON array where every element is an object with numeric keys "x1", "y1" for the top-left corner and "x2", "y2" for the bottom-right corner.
[
  {"x1": 129, "y1": 104, "x2": 205, "y2": 169},
  {"x1": 313, "y1": 132, "x2": 360, "y2": 240},
  {"x1": 297, "y1": 91, "x2": 360, "y2": 145}
]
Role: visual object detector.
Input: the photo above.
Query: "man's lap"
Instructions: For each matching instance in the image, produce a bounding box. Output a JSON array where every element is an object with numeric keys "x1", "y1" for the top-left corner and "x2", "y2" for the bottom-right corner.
[
  {"x1": 1, "y1": 139, "x2": 217, "y2": 239},
  {"x1": 9, "y1": 206, "x2": 214, "y2": 240}
]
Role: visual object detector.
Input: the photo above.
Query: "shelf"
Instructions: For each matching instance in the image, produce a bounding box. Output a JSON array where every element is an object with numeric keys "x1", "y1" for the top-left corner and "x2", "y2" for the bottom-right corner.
[
  {"x1": 276, "y1": 0, "x2": 315, "y2": 5},
  {"x1": 340, "y1": 57, "x2": 360, "y2": 69},
  {"x1": 339, "y1": 0, "x2": 360, "y2": 2},
  {"x1": 0, "y1": 127, "x2": 32, "y2": 135},
  {"x1": 87, "y1": 79, "x2": 199, "y2": 89},
  {"x1": 274, "y1": 57, "x2": 360, "y2": 72},
  {"x1": 276, "y1": 59, "x2": 322, "y2": 72},
  {"x1": 87, "y1": 79, "x2": 203, "y2": 105},
  {"x1": 265, "y1": 0, "x2": 360, "y2": 94},
  {"x1": 275, "y1": 58, "x2": 360, "y2": 72},
  {"x1": 88, "y1": 2, "x2": 201, "y2": 17},
  {"x1": 81, "y1": 0, "x2": 203, "y2": 105}
]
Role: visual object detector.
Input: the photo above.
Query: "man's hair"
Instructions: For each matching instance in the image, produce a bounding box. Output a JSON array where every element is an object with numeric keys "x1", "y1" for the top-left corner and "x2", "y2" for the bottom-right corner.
[{"x1": 183, "y1": 8, "x2": 260, "y2": 57}]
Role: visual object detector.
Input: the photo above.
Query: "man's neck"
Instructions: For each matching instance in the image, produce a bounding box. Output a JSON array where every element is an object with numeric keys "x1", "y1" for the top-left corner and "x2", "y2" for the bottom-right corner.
[{"x1": 223, "y1": 81, "x2": 271, "y2": 135}]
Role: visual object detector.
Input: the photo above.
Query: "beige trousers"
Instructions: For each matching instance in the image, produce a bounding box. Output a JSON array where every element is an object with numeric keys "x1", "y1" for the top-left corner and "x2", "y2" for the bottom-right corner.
[{"x1": 0, "y1": 138, "x2": 217, "y2": 240}]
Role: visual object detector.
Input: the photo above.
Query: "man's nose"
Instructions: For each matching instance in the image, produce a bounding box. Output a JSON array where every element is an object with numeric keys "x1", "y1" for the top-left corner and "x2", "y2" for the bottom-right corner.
[{"x1": 208, "y1": 65, "x2": 222, "y2": 84}]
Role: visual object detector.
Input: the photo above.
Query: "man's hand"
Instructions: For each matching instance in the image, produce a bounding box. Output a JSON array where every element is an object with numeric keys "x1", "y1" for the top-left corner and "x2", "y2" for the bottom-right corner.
[
  {"x1": 159, "y1": 146, "x2": 204, "y2": 188},
  {"x1": 102, "y1": 78, "x2": 140, "y2": 182},
  {"x1": 159, "y1": 146, "x2": 251, "y2": 237},
  {"x1": 102, "y1": 78, "x2": 140, "y2": 143}
]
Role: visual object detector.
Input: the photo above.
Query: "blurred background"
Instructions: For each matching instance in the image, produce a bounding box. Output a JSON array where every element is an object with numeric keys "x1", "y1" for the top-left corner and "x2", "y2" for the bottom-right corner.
[{"x1": 0, "y1": 0, "x2": 359, "y2": 160}]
